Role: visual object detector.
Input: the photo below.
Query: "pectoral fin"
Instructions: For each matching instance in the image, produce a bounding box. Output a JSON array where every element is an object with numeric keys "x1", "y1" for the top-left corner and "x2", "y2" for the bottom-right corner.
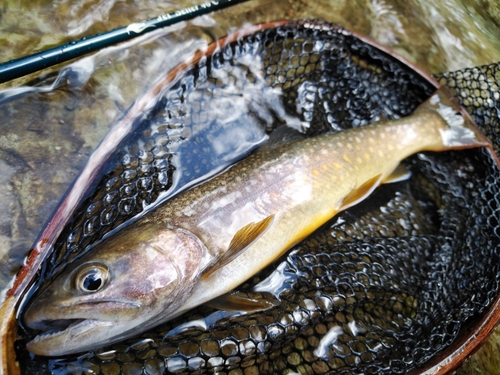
[
  {"x1": 340, "y1": 174, "x2": 382, "y2": 211},
  {"x1": 202, "y1": 215, "x2": 274, "y2": 278},
  {"x1": 206, "y1": 291, "x2": 280, "y2": 312},
  {"x1": 383, "y1": 164, "x2": 412, "y2": 184}
]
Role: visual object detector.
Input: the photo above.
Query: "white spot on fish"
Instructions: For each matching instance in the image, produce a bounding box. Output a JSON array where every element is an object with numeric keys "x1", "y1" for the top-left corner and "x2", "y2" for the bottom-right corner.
[{"x1": 209, "y1": 191, "x2": 242, "y2": 212}]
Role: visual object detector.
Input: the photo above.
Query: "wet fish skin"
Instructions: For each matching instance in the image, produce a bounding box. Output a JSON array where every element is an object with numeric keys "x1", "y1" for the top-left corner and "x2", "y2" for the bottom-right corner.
[
  {"x1": 24, "y1": 224, "x2": 205, "y2": 355},
  {"x1": 23, "y1": 88, "x2": 489, "y2": 356}
]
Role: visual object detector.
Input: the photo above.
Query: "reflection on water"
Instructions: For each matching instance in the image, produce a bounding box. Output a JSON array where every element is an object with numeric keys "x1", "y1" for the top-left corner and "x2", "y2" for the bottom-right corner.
[
  {"x1": 314, "y1": 326, "x2": 343, "y2": 359},
  {"x1": 254, "y1": 256, "x2": 299, "y2": 296},
  {"x1": 1, "y1": 0, "x2": 500, "y2": 374},
  {"x1": 163, "y1": 310, "x2": 245, "y2": 339}
]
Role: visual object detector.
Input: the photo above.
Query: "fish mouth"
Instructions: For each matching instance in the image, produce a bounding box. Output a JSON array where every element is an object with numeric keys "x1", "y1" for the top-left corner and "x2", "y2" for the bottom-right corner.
[
  {"x1": 24, "y1": 299, "x2": 140, "y2": 355},
  {"x1": 27, "y1": 318, "x2": 88, "y2": 333},
  {"x1": 26, "y1": 319, "x2": 103, "y2": 355}
]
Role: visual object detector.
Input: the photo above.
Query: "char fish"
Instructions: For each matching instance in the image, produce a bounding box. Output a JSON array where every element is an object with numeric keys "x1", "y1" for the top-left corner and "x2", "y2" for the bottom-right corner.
[{"x1": 23, "y1": 88, "x2": 491, "y2": 356}]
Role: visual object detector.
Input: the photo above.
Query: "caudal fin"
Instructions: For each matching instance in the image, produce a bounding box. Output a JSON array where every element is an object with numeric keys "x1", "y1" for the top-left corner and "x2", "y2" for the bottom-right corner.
[{"x1": 416, "y1": 86, "x2": 491, "y2": 150}]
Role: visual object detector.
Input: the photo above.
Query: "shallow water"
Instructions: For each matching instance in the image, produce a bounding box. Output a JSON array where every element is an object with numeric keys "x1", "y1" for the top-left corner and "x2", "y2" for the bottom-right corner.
[{"x1": 1, "y1": 0, "x2": 500, "y2": 373}]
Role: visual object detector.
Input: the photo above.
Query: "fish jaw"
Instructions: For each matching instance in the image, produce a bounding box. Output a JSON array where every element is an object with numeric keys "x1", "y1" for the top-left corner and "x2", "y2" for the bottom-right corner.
[
  {"x1": 24, "y1": 289, "x2": 149, "y2": 356},
  {"x1": 27, "y1": 318, "x2": 114, "y2": 356},
  {"x1": 23, "y1": 222, "x2": 206, "y2": 356}
]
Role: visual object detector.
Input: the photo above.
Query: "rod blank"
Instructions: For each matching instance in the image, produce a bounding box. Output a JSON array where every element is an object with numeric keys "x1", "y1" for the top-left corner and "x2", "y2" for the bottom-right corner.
[{"x1": 0, "y1": 0, "x2": 249, "y2": 84}]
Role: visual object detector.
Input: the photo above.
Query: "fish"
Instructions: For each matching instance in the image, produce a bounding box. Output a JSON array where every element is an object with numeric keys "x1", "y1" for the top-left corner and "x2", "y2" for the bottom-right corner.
[{"x1": 22, "y1": 87, "x2": 491, "y2": 357}]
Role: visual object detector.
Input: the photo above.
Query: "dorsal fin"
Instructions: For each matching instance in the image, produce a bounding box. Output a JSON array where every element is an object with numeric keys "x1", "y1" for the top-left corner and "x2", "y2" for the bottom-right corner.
[{"x1": 258, "y1": 126, "x2": 306, "y2": 152}]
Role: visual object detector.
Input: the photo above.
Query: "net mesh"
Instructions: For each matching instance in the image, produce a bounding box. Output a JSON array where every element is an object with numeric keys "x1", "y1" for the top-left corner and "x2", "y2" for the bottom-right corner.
[{"x1": 18, "y1": 20, "x2": 500, "y2": 375}]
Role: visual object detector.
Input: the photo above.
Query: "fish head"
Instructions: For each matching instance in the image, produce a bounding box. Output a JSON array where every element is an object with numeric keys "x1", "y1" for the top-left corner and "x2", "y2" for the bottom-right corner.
[{"x1": 23, "y1": 222, "x2": 205, "y2": 356}]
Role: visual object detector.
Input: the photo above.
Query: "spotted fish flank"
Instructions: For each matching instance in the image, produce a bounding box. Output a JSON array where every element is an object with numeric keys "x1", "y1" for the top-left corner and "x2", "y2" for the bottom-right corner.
[{"x1": 23, "y1": 87, "x2": 491, "y2": 356}]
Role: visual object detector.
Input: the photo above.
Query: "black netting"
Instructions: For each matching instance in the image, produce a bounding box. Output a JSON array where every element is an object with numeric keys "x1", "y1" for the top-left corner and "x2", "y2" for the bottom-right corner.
[{"x1": 18, "y1": 20, "x2": 500, "y2": 375}]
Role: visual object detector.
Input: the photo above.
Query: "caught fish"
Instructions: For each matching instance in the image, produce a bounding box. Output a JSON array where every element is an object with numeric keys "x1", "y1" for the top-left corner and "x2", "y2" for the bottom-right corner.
[{"x1": 23, "y1": 88, "x2": 491, "y2": 356}]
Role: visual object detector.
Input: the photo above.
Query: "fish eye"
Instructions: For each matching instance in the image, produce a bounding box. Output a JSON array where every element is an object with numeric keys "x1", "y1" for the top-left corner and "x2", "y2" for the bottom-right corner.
[{"x1": 74, "y1": 264, "x2": 109, "y2": 293}]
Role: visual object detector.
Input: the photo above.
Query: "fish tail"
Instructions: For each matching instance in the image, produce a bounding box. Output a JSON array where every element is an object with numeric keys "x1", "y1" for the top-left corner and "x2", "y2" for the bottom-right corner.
[{"x1": 416, "y1": 86, "x2": 492, "y2": 151}]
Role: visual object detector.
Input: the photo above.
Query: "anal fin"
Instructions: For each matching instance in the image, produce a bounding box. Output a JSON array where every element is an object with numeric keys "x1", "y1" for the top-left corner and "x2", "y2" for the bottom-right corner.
[
  {"x1": 383, "y1": 164, "x2": 412, "y2": 184},
  {"x1": 202, "y1": 215, "x2": 274, "y2": 279},
  {"x1": 340, "y1": 174, "x2": 382, "y2": 211}
]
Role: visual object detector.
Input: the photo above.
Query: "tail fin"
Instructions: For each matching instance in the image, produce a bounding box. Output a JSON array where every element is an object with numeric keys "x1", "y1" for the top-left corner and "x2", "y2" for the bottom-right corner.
[{"x1": 416, "y1": 86, "x2": 491, "y2": 150}]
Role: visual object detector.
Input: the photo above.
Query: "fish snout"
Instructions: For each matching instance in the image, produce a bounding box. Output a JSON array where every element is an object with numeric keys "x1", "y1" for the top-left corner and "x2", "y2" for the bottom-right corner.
[{"x1": 23, "y1": 287, "x2": 57, "y2": 330}]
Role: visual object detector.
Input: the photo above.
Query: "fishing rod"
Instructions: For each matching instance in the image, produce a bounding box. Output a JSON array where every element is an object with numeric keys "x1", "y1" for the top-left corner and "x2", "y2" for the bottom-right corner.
[{"x1": 0, "y1": 0, "x2": 249, "y2": 84}]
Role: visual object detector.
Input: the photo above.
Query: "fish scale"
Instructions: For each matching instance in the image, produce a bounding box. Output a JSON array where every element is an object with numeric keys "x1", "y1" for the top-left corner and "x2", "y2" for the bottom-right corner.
[{"x1": 154, "y1": 113, "x2": 445, "y2": 254}]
